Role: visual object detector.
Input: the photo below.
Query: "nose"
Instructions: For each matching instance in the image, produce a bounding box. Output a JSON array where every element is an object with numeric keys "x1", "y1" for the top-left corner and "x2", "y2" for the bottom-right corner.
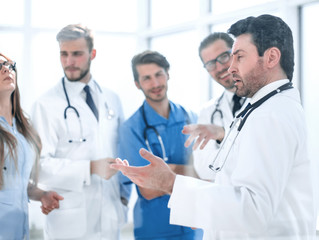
[
  {"x1": 215, "y1": 61, "x2": 225, "y2": 72},
  {"x1": 62, "y1": 54, "x2": 75, "y2": 66},
  {"x1": 150, "y1": 77, "x2": 161, "y2": 87},
  {"x1": 66, "y1": 55, "x2": 75, "y2": 65},
  {"x1": 228, "y1": 58, "x2": 236, "y2": 75}
]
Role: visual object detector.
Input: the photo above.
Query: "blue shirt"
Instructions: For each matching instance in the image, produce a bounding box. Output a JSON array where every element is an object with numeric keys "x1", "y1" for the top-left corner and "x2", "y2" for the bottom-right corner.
[
  {"x1": 119, "y1": 101, "x2": 203, "y2": 239},
  {"x1": 0, "y1": 117, "x2": 34, "y2": 240}
]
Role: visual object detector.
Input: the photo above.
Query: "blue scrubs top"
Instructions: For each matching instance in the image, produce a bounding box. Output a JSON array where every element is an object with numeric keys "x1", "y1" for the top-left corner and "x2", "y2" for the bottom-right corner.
[
  {"x1": 0, "y1": 117, "x2": 34, "y2": 240},
  {"x1": 119, "y1": 101, "x2": 203, "y2": 239}
]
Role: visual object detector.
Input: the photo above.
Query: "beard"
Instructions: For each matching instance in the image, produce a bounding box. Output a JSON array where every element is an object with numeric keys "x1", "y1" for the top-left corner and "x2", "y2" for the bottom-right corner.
[
  {"x1": 143, "y1": 85, "x2": 168, "y2": 103},
  {"x1": 235, "y1": 58, "x2": 266, "y2": 98},
  {"x1": 64, "y1": 59, "x2": 91, "y2": 82}
]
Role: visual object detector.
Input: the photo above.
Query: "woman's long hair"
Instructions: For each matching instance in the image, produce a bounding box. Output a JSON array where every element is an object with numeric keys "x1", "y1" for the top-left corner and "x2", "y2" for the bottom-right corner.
[{"x1": 0, "y1": 53, "x2": 42, "y2": 189}]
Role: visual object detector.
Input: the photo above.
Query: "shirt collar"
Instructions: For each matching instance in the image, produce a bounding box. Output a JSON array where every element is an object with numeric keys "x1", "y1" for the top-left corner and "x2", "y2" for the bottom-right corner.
[
  {"x1": 250, "y1": 79, "x2": 290, "y2": 104},
  {"x1": 0, "y1": 116, "x2": 17, "y2": 131},
  {"x1": 143, "y1": 100, "x2": 183, "y2": 126},
  {"x1": 224, "y1": 89, "x2": 247, "y2": 107},
  {"x1": 87, "y1": 77, "x2": 98, "y2": 94},
  {"x1": 64, "y1": 76, "x2": 97, "y2": 95},
  {"x1": 143, "y1": 101, "x2": 168, "y2": 126},
  {"x1": 224, "y1": 90, "x2": 235, "y2": 105}
]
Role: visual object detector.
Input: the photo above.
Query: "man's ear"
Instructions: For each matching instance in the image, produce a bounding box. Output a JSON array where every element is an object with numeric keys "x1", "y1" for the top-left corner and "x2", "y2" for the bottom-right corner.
[
  {"x1": 167, "y1": 72, "x2": 170, "y2": 81},
  {"x1": 91, "y1": 49, "x2": 96, "y2": 60},
  {"x1": 134, "y1": 80, "x2": 141, "y2": 90},
  {"x1": 265, "y1": 47, "x2": 281, "y2": 69}
]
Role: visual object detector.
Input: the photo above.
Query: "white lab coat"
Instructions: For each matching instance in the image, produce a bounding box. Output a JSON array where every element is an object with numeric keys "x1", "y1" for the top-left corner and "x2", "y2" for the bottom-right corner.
[
  {"x1": 194, "y1": 90, "x2": 247, "y2": 180},
  {"x1": 31, "y1": 78, "x2": 127, "y2": 240},
  {"x1": 169, "y1": 80, "x2": 317, "y2": 240}
]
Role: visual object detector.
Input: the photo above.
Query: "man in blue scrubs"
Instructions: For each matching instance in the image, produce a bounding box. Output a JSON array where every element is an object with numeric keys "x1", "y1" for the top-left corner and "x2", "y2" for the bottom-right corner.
[{"x1": 118, "y1": 50, "x2": 203, "y2": 239}]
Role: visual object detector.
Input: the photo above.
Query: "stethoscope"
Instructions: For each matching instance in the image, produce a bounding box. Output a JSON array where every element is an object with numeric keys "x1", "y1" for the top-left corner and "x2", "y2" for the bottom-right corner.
[
  {"x1": 140, "y1": 103, "x2": 190, "y2": 162},
  {"x1": 209, "y1": 82, "x2": 293, "y2": 172},
  {"x1": 62, "y1": 77, "x2": 115, "y2": 143},
  {"x1": 211, "y1": 92, "x2": 248, "y2": 124},
  {"x1": 210, "y1": 92, "x2": 225, "y2": 124}
]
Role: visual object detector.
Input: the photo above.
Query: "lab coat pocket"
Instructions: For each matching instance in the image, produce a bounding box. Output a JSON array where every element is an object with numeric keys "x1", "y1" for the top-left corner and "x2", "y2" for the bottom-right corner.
[
  {"x1": 45, "y1": 207, "x2": 87, "y2": 239},
  {"x1": 58, "y1": 191, "x2": 84, "y2": 209}
]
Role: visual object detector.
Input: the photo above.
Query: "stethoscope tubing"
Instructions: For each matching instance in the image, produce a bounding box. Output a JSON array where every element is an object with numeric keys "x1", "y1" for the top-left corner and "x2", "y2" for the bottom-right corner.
[
  {"x1": 140, "y1": 102, "x2": 191, "y2": 162},
  {"x1": 141, "y1": 104, "x2": 168, "y2": 161},
  {"x1": 209, "y1": 82, "x2": 293, "y2": 172},
  {"x1": 61, "y1": 77, "x2": 114, "y2": 143}
]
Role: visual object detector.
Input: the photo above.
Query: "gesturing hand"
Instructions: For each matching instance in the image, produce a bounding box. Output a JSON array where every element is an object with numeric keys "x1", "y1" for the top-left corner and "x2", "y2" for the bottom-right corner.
[
  {"x1": 111, "y1": 148, "x2": 176, "y2": 194},
  {"x1": 182, "y1": 124, "x2": 225, "y2": 150}
]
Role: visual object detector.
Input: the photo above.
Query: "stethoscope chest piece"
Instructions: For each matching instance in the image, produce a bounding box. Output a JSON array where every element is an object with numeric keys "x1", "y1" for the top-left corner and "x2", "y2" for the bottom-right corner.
[{"x1": 107, "y1": 108, "x2": 115, "y2": 120}]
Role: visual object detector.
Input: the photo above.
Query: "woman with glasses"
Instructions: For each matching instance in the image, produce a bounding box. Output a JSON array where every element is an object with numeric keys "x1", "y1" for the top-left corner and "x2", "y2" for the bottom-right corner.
[{"x1": 0, "y1": 53, "x2": 63, "y2": 240}]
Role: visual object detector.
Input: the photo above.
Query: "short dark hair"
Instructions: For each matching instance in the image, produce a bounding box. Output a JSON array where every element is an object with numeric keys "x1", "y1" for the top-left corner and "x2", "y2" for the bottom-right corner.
[
  {"x1": 56, "y1": 24, "x2": 94, "y2": 53},
  {"x1": 131, "y1": 50, "x2": 170, "y2": 82},
  {"x1": 228, "y1": 14, "x2": 294, "y2": 81},
  {"x1": 198, "y1": 32, "x2": 234, "y2": 62}
]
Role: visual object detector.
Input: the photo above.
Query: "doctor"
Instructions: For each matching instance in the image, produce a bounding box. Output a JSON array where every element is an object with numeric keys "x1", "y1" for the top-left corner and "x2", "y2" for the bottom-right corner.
[
  {"x1": 31, "y1": 24, "x2": 127, "y2": 240},
  {"x1": 183, "y1": 32, "x2": 247, "y2": 181},
  {"x1": 118, "y1": 50, "x2": 202, "y2": 239},
  {"x1": 111, "y1": 15, "x2": 317, "y2": 239}
]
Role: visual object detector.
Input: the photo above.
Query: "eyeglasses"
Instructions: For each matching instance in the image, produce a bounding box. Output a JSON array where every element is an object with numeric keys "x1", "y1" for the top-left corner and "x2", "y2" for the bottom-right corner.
[
  {"x1": 203, "y1": 50, "x2": 231, "y2": 72},
  {"x1": 0, "y1": 61, "x2": 16, "y2": 72}
]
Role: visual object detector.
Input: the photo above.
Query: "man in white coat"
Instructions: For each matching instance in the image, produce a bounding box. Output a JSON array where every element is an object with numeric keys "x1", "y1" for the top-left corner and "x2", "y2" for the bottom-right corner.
[
  {"x1": 111, "y1": 14, "x2": 317, "y2": 239},
  {"x1": 183, "y1": 32, "x2": 247, "y2": 181},
  {"x1": 31, "y1": 24, "x2": 127, "y2": 240}
]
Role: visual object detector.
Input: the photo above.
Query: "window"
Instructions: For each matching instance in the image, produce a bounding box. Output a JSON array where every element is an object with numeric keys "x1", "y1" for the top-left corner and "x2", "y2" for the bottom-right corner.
[
  {"x1": 210, "y1": 0, "x2": 275, "y2": 15},
  {"x1": 150, "y1": 0, "x2": 199, "y2": 29},
  {"x1": 151, "y1": 30, "x2": 202, "y2": 113},
  {"x1": 0, "y1": 0, "x2": 24, "y2": 26},
  {"x1": 31, "y1": 0, "x2": 138, "y2": 32},
  {"x1": 301, "y1": 2, "x2": 319, "y2": 205}
]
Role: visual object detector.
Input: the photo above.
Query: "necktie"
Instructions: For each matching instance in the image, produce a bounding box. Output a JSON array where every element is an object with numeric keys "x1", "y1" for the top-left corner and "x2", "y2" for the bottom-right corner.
[
  {"x1": 84, "y1": 85, "x2": 99, "y2": 120},
  {"x1": 232, "y1": 94, "x2": 242, "y2": 117}
]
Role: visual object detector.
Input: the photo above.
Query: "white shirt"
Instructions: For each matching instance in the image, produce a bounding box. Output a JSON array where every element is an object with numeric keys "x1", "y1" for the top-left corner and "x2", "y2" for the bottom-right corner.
[
  {"x1": 194, "y1": 90, "x2": 247, "y2": 180},
  {"x1": 31, "y1": 77, "x2": 127, "y2": 240},
  {"x1": 169, "y1": 80, "x2": 317, "y2": 240}
]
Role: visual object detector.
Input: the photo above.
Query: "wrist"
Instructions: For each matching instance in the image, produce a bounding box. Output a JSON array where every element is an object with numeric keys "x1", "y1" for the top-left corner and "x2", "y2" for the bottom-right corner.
[
  {"x1": 90, "y1": 161, "x2": 93, "y2": 175},
  {"x1": 90, "y1": 160, "x2": 97, "y2": 175},
  {"x1": 39, "y1": 190, "x2": 48, "y2": 202},
  {"x1": 217, "y1": 127, "x2": 225, "y2": 143},
  {"x1": 164, "y1": 172, "x2": 176, "y2": 195}
]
